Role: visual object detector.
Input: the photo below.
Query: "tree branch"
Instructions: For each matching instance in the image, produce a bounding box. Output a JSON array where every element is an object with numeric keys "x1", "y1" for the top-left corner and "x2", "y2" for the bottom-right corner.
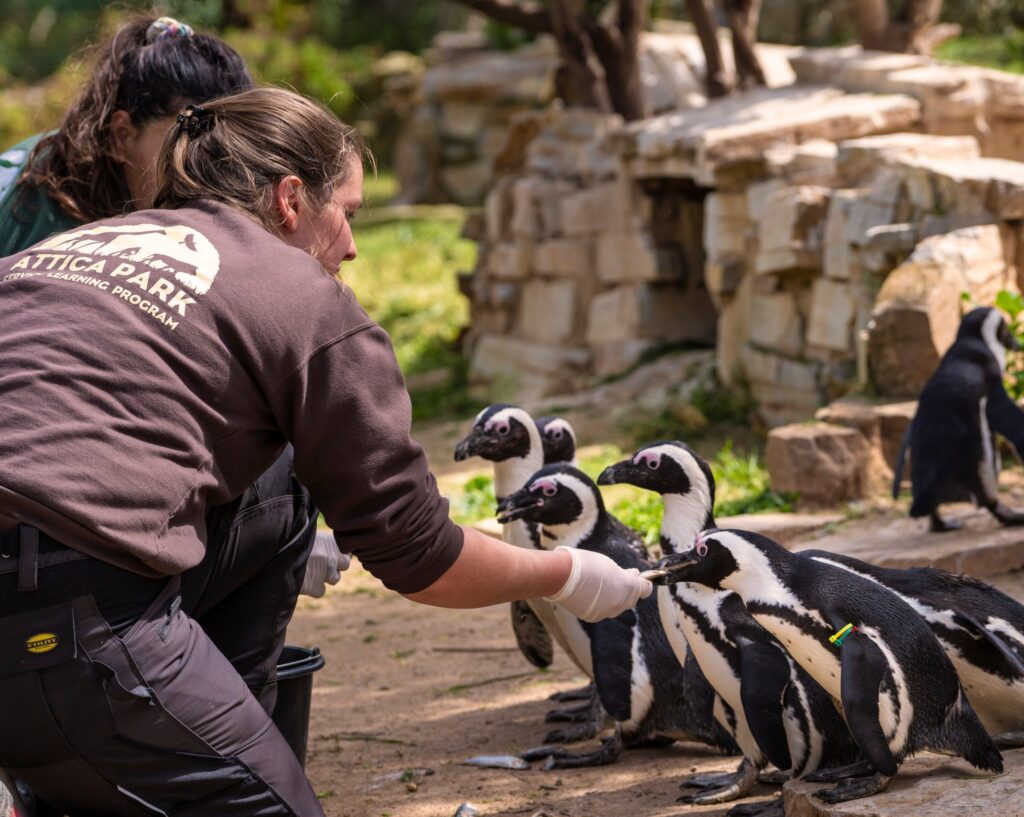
[{"x1": 448, "y1": 0, "x2": 553, "y2": 34}]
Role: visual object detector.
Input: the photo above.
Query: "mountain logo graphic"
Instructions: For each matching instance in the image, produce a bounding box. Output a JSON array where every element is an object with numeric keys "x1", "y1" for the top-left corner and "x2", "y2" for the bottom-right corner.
[{"x1": 36, "y1": 223, "x2": 220, "y2": 295}]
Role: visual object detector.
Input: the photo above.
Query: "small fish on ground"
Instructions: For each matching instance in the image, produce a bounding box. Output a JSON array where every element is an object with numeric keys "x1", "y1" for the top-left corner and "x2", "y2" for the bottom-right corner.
[
  {"x1": 462, "y1": 754, "x2": 531, "y2": 770},
  {"x1": 453, "y1": 804, "x2": 481, "y2": 817}
]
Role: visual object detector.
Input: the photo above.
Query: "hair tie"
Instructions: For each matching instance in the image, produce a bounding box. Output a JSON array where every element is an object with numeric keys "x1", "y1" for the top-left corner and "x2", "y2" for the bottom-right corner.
[
  {"x1": 146, "y1": 17, "x2": 194, "y2": 43},
  {"x1": 177, "y1": 104, "x2": 215, "y2": 139}
]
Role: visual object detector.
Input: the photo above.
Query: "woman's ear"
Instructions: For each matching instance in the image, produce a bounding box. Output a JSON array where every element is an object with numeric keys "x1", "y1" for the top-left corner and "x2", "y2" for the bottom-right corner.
[
  {"x1": 273, "y1": 176, "x2": 305, "y2": 233},
  {"x1": 108, "y1": 110, "x2": 138, "y2": 165}
]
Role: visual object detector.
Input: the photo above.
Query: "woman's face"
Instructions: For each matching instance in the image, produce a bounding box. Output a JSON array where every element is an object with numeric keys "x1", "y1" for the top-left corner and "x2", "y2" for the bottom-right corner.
[
  {"x1": 110, "y1": 111, "x2": 178, "y2": 207},
  {"x1": 291, "y1": 159, "x2": 364, "y2": 271}
]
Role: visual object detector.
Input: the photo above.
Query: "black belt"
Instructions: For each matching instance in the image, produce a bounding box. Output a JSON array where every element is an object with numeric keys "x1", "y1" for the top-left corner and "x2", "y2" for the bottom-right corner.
[{"x1": 0, "y1": 526, "x2": 90, "y2": 591}]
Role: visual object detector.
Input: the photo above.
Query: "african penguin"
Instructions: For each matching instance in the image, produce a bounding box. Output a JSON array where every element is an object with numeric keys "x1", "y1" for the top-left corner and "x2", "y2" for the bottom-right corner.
[
  {"x1": 601, "y1": 443, "x2": 859, "y2": 808},
  {"x1": 799, "y1": 550, "x2": 1024, "y2": 738},
  {"x1": 895, "y1": 307, "x2": 1024, "y2": 532},
  {"x1": 454, "y1": 404, "x2": 601, "y2": 741},
  {"x1": 497, "y1": 464, "x2": 737, "y2": 768},
  {"x1": 654, "y1": 529, "x2": 1004, "y2": 803},
  {"x1": 535, "y1": 415, "x2": 578, "y2": 466}
]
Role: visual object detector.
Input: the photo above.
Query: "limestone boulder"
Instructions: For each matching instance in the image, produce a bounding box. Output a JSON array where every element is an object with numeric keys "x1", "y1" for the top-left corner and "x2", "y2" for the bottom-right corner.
[
  {"x1": 468, "y1": 334, "x2": 591, "y2": 400},
  {"x1": 806, "y1": 278, "x2": 856, "y2": 353},
  {"x1": 837, "y1": 133, "x2": 980, "y2": 187},
  {"x1": 766, "y1": 421, "x2": 883, "y2": 506},
  {"x1": 748, "y1": 288, "x2": 803, "y2": 357},
  {"x1": 516, "y1": 279, "x2": 581, "y2": 344},
  {"x1": 868, "y1": 225, "x2": 1013, "y2": 397},
  {"x1": 750, "y1": 183, "x2": 829, "y2": 274},
  {"x1": 741, "y1": 345, "x2": 823, "y2": 427},
  {"x1": 814, "y1": 398, "x2": 916, "y2": 488}
]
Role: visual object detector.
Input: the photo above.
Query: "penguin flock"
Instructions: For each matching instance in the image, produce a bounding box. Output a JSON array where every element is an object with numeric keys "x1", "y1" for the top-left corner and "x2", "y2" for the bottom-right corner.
[{"x1": 451, "y1": 308, "x2": 1024, "y2": 811}]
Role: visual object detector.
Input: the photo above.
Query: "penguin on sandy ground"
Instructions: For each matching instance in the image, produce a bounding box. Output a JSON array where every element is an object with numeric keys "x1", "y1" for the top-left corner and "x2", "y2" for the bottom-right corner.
[
  {"x1": 653, "y1": 528, "x2": 1004, "y2": 803},
  {"x1": 895, "y1": 307, "x2": 1024, "y2": 532},
  {"x1": 799, "y1": 550, "x2": 1024, "y2": 740},
  {"x1": 601, "y1": 444, "x2": 859, "y2": 813},
  {"x1": 455, "y1": 404, "x2": 609, "y2": 741},
  {"x1": 496, "y1": 463, "x2": 738, "y2": 770}
]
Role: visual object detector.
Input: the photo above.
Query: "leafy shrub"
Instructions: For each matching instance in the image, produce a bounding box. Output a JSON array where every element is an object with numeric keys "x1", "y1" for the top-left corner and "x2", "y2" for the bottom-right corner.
[{"x1": 451, "y1": 474, "x2": 496, "y2": 526}]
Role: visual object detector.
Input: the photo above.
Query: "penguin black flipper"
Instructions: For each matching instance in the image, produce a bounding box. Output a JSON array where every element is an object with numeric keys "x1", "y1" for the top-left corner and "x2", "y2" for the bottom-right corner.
[
  {"x1": 510, "y1": 600, "x2": 554, "y2": 668},
  {"x1": 985, "y1": 384, "x2": 1024, "y2": 458},
  {"x1": 738, "y1": 641, "x2": 793, "y2": 772},
  {"x1": 586, "y1": 612, "x2": 636, "y2": 724},
  {"x1": 955, "y1": 610, "x2": 1024, "y2": 678},
  {"x1": 839, "y1": 633, "x2": 898, "y2": 778}
]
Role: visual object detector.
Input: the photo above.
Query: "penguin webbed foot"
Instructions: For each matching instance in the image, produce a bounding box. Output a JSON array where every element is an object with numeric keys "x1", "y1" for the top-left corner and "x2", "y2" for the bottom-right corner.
[
  {"x1": 526, "y1": 735, "x2": 621, "y2": 769},
  {"x1": 929, "y1": 511, "x2": 963, "y2": 533},
  {"x1": 544, "y1": 700, "x2": 593, "y2": 723},
  {"x1": 991, "y1": 502, "x2": 1024, "y2": 527},
  {"x1": 677, "y1": 758, "x2": 760, "y2": 805},
  {"x1": 802, "y1": 759, "x2": 875, "y2": 783},
  {"x1": 757, "y1": 769, "x2": 790, "y2": 786},
  {"x1": 726, "y1": 796, "x2": 785, "y2": 817},
  {"x1": 547, "y1": 683, "x2": 593, "y2": 703},
  {"x1": 544, "y1": 721, "x2": 599, "y2": 744},
  {"x1": 679, "y1": 770, "x2": 741, "y2": 790},
  {"x1": 814, "y1": 772, "x2": 890, "y2": 803}
]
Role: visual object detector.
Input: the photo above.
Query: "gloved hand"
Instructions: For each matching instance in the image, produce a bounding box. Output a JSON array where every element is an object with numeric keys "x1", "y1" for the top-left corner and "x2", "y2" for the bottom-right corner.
[
  {"x1": 301, "y1": 531, "x2": 351, "y2": 598},
  {"x1": 544, "y1": 546, "x2": 652, "y2": 622}
]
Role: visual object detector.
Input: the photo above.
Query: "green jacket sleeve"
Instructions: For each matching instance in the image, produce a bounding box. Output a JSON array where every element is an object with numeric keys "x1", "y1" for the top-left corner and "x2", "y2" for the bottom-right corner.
[{"x1": 0, "y1": 134, "x2": 81, "y2": 257}]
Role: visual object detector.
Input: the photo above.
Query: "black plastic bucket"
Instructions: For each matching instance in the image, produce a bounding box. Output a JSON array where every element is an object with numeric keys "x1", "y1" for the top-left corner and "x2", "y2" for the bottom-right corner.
[{"x1": 272, "y1": 645, "x2": 325, "y2": 768}]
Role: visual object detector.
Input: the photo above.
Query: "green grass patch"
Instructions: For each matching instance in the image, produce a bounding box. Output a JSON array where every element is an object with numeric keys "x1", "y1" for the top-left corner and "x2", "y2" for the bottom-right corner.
[
  {"x1": 936, "y1": 32, "x2": 1024, "y2": 74},
  {"x1": 342, "y1": 185, "x2": 479, "y2": 420},
  {"x1": 450, "y1": 474, "x2": 497, "y2": 526}
]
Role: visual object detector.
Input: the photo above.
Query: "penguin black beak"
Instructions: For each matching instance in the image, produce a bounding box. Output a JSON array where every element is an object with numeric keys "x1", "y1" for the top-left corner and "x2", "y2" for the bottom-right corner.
[
  {"x1": 645, "y1": 549, "x2": 699, "y2": 585},
  {"x1": 496, "y1": 490, "x2": 540, "y2": 524},
  {"x1": 597, "y1": 460, "x2": 630, "y2": 486},
  {"x1": 454, "y1": 428, "x2": 484, "y2": 462}
]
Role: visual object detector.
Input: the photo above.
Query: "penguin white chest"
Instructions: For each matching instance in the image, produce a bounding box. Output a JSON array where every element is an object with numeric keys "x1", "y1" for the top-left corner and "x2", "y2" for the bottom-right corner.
[{"x1": 754, "y1": 614, "x2": 841, "y2": 700}]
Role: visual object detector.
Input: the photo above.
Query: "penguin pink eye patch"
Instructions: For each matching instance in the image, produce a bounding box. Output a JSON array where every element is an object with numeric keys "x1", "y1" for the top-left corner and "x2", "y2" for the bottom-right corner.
[
  {"x1": 486, "y1": 420, "x2": 510, "y2": 435},
  {"x1": 633, "y1": 451, "x2": 660, "y2": 469},
  {"x1": 531, "y1": 478, "x2": 559, "y2": 497},
  {"x1": 693, "y1": 534, "x2": 708, "y2": 557}
]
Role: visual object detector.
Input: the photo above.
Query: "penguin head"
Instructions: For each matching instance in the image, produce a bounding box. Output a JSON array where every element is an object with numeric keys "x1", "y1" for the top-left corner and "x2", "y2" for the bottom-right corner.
[
  {"x1": 454, "y1": 404, "x2": 538, "y2": 462},
  {"x1": 496, "y1": 464, "x2": 603, "y2": 543},
  {"x1": 648, "y1": 528, "x2": 740, "y2": 588},
  {"x1": 598, "y1": 441, "x2": 715, "y2": 511},
  {"x1": 535, "y1": 416, "x2": 577, "y2": 465},
  {"x1": 961, "y1": 307, "x2": 1020, "y2": 370}
]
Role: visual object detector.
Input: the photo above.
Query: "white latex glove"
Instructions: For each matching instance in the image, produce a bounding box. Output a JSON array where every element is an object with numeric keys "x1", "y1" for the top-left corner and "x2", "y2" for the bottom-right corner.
[
  {"x1": 301, "y1": 531, "x2": 351, "y2": 598},
  {"x1": 544, "y1": 546, "x2": 652, "y2": 622}
]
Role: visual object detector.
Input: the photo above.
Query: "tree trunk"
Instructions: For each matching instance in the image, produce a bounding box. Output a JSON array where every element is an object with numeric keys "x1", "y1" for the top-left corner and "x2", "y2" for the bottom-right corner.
[
  {"x1": 852, "y1": 0, "x2": 946, "y2": 54},
  {"x1": 221, "y1": 0, "x2": 252, "y2": 29},
  {"x1": 685, "y1": 0, "x2": 732, "y2": 98},
  {"x1": 548, "y1": 0, "x2": 612, "y2": 113},
  {"x1": 723, "y1": 0, "x2": 766, "y2": 89},
  {"x1": 587, "y1": 0, "x2": 647, "y2": 121}
]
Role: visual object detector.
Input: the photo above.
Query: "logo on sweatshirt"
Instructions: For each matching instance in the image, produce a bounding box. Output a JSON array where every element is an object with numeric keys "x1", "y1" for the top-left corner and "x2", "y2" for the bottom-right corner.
[
  {"x1": 6, "y1": 222, "x2": 222, "y2": 330},
  {"x1": 26, "y1": 632, "x2": 59, "y2": 654},
  {"x1": 33, "y1": 223, "x2": 220, "y2": 295}
]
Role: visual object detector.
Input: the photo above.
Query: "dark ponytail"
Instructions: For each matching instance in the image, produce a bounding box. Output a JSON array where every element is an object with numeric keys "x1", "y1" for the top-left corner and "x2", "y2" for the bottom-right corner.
[{"x1": 21, "y1": 15, "x2": 252, "y2": 223}]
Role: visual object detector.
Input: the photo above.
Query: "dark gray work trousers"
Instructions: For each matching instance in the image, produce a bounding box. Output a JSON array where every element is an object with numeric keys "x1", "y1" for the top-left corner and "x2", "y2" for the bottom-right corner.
[{"x1": 0, "y1": 447, "x2": 326, "y2": 816}]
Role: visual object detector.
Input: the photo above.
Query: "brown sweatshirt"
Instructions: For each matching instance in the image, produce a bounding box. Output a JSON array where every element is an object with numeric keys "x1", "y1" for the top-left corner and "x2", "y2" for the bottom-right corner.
[{"x1": 0, "y1": 201, "x2": 463, "y2": 593}]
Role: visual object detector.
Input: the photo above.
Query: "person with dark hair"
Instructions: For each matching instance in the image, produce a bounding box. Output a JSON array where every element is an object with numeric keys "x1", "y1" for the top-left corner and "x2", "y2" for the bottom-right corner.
[
  {"x1": 0, "y1": 15, "x2": 252, "y2": 255},
  {"x1": 0, "y1": 86, "x2": 653, "y2": 815}
]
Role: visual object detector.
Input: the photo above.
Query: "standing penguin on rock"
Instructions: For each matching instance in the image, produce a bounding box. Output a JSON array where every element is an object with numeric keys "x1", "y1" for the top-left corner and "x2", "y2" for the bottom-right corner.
[
  {"x1": 895, "y1": 307, "x2": 1024, "y2": 532},
  {"x1": 653, "y1": 528, "x2": 1004, "y2": 803},
  {"x1": 496, "y1": 463, "x2": 737, "y2": 769},
  {"x1": 454, "y1": 404, "x2": 606, "y2": 741},
  {"x1": 601, "y1": 443, "x2": 859, "y2": 813}
]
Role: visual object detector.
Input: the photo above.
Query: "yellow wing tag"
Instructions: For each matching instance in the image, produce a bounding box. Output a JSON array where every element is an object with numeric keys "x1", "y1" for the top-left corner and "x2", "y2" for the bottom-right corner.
[{"x1": 26, "y1": 632, "x2": 60, "y2": 654}]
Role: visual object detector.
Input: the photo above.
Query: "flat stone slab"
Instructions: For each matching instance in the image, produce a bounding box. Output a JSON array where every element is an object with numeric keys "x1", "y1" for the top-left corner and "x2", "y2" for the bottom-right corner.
[
  {"x1": 719, "y1": 512, "x2": 844, "y2": 545},
  {"x1": 610, "y1": 85, "x2": 920, "y2": 184},
  {"x1": 791, "y1": 506, "x2": 1024, "y2": 578},
  {"x1": 784, "y1": 749, "x2": 1022, "y2": 817}
]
